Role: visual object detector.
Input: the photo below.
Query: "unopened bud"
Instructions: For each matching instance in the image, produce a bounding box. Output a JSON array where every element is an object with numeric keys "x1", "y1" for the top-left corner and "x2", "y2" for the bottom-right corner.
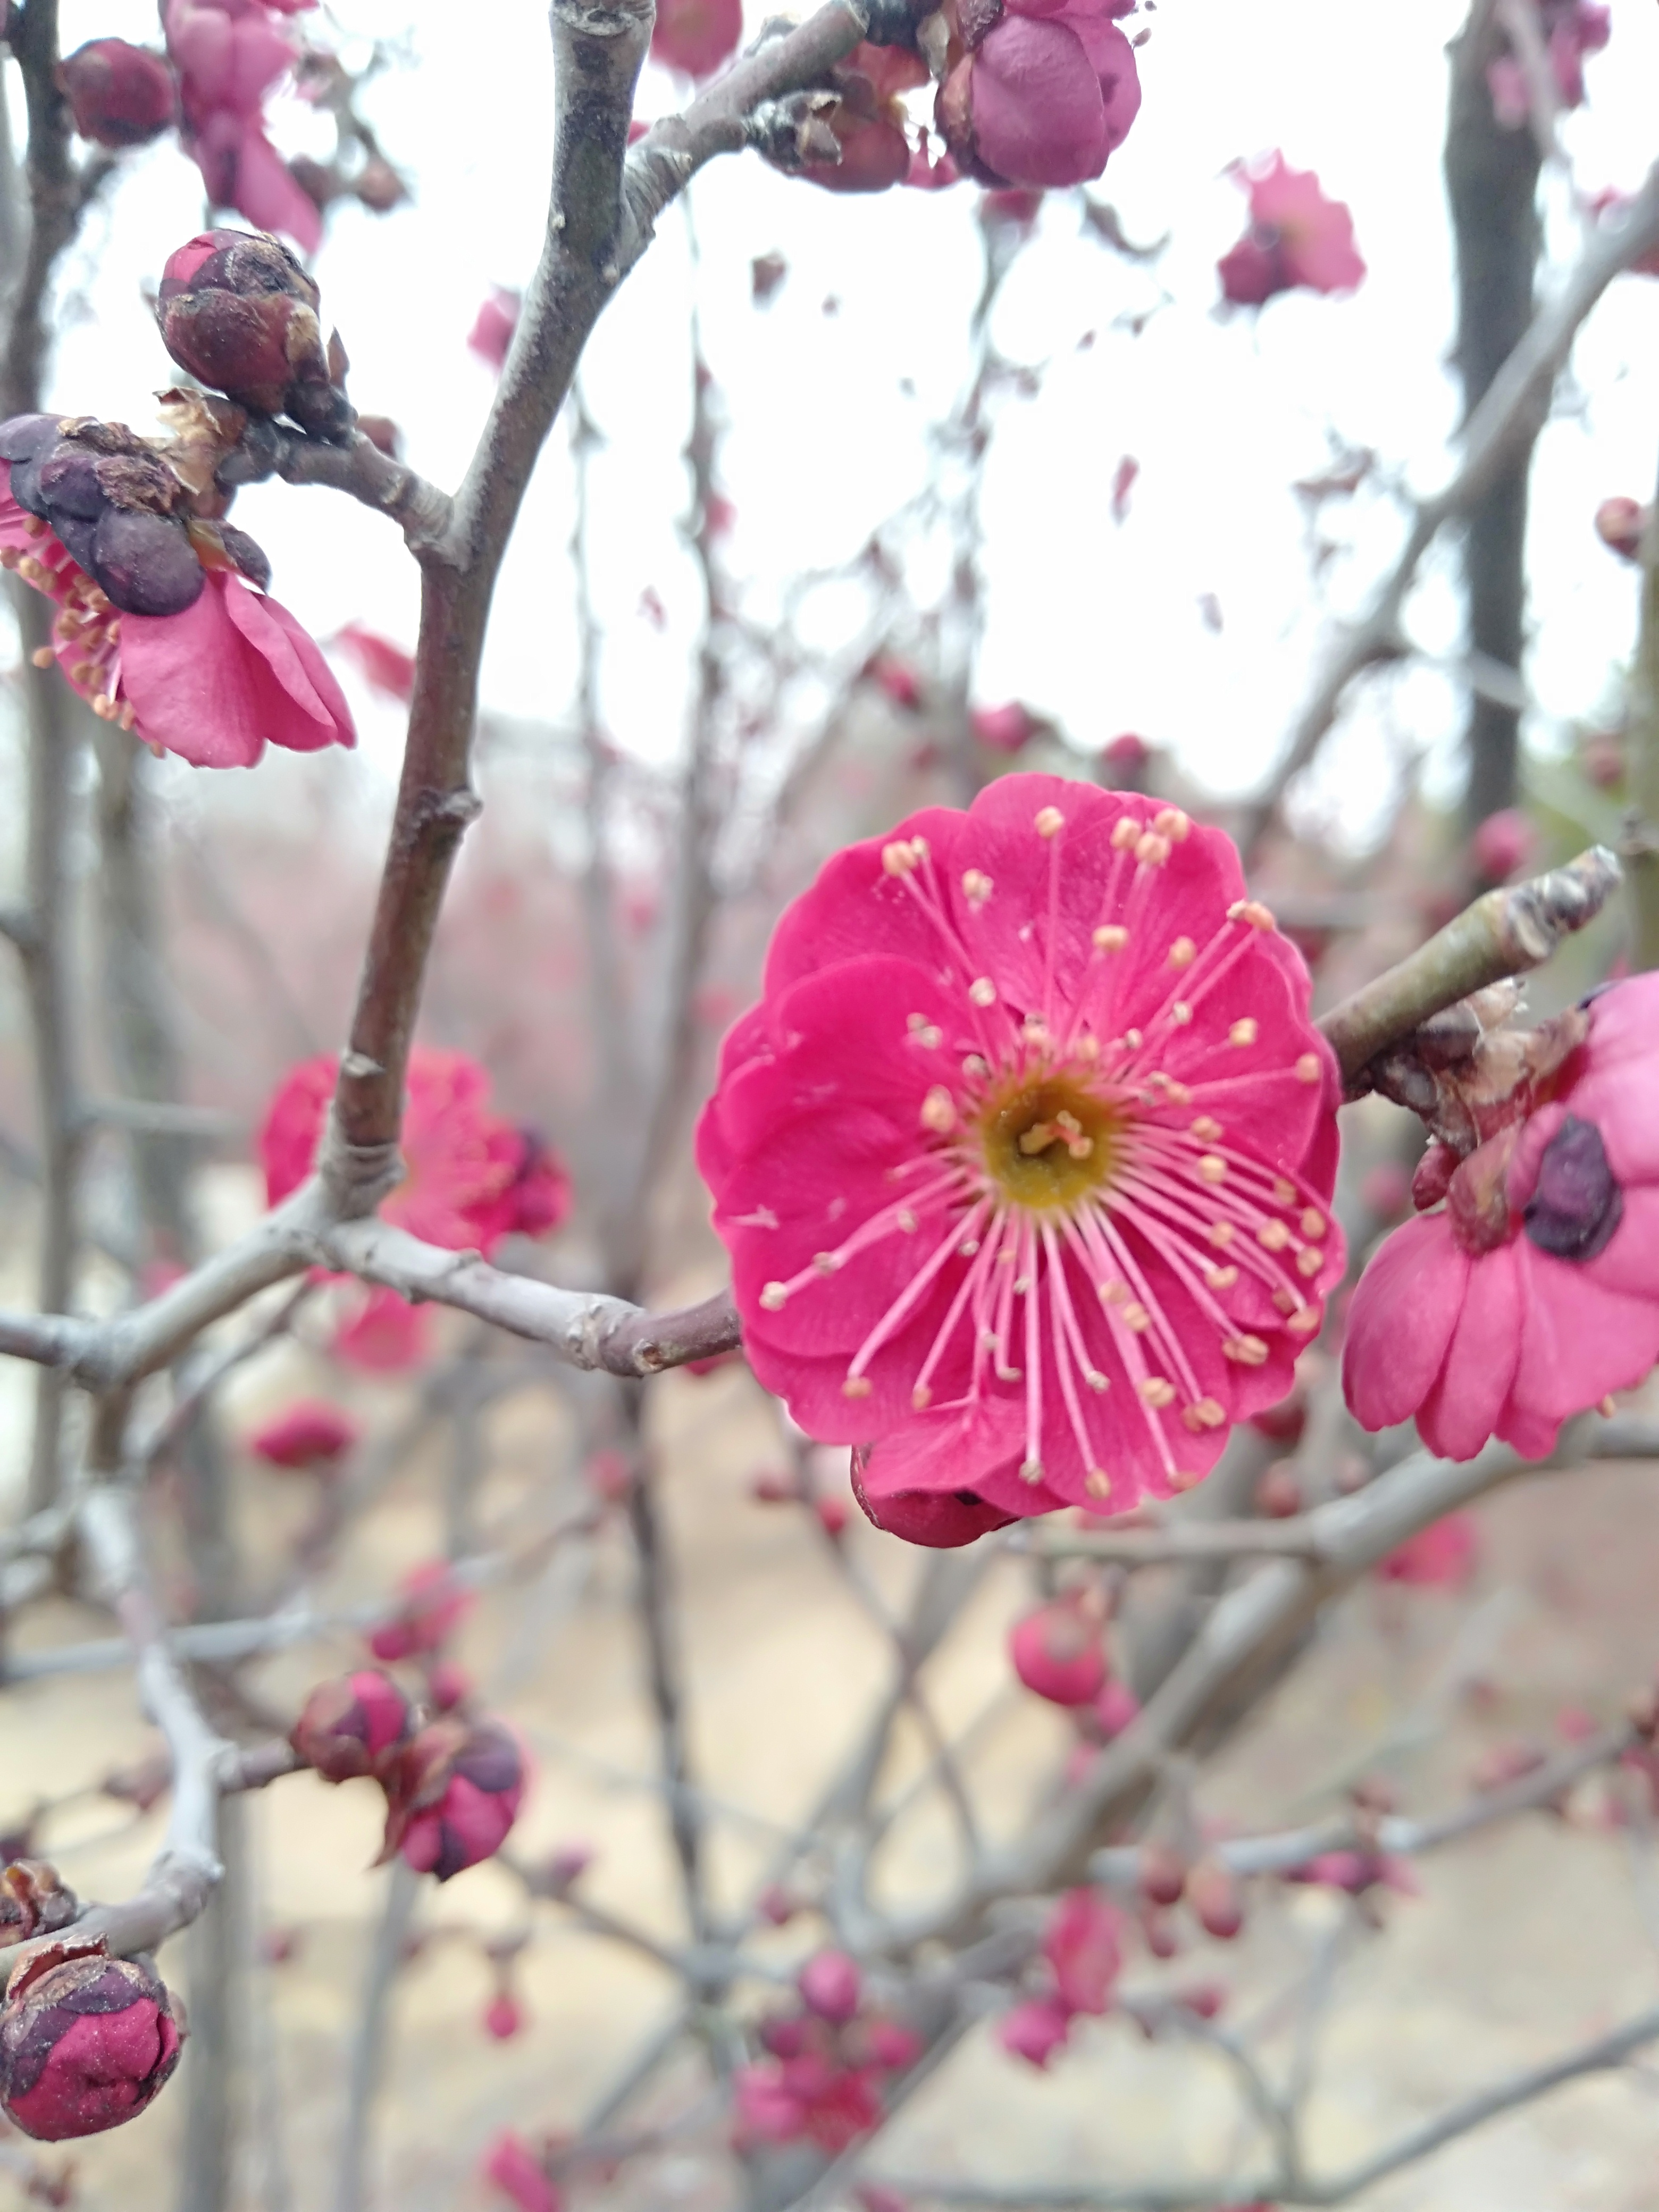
[
  {"x1": 58, "y1": 39, "x2": 175, "y2": 149},
  {"x1": 1595, "y1": 495, "x2": 1649, "y2": 563},
  {"x1": 1009, "y1": 1596, "x2": 1107, "y2": 1707},
  {"x1": 383, "y1": 1718, "x2": 528, "y2": 1883},
  {"x1": 1138, "y1": 1838, "x2": 1186, "y2": 1909},
  {"x1": 290, "y1": 1670, "x2": 416, "y2": 1785},
  {"x1": 156, "y1": 230, "x2": 351, "y2": 442},
  {"x1": 798, "y1": 1949, "x2": 862, "y2": 2024},
  {"x1": 1255, "y1": 1463, "x2": 1302, "y2": 1519},
  {"x1": 0, "y1": 1939, "x2": 185, "y2": 2140},
  {"x1": 0, "y1": 1864, "x2": 78, "y2": 1951},
  {"x1": 1186, "y1": 1857, "x2": 1243, "y2": 1940}
]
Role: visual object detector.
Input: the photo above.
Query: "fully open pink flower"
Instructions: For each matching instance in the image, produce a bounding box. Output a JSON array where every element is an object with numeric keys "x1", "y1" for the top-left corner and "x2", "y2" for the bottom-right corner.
[
  {"x1": 699, "y1": 776, "x2": 1342, "y2": 1541},
  {"x1": 939, "y1": 0, "x2": 1140, "y2": 190},
  {"x1": 164, "y1": 0, "x2": 321, "y2": 249},
  {"x1": 0, "y1": 485, "x2": 352, "y2": 768},
  {"x1": 261, "y1": 1048, "x2": 569, "y2": 1251},
  {"x1": 1344, "y1": 975, "x2": 1659, "y2": 1460},
  {"x1": 1218, "y1": 154, "x2": 1365, "y2": 307}
]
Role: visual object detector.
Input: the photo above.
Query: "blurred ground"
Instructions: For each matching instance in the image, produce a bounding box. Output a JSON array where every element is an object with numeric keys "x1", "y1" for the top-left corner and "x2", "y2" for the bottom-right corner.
[{"x1": 5, "y1": 1214, "x2": 1659, "y2": 2212}]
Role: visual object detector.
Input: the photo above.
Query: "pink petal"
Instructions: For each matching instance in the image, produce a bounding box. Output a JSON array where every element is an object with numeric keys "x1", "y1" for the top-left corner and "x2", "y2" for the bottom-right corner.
[
  {"x1": 1342, "y1": 1213, "x2": 1468, "y2": 1434},
  {"x1": 1414, "y1": 1240, "x2": 1523, "y2": 1461},
  {"x1": 971, "y1": 16, "x2": 1109, "y2": 190}
]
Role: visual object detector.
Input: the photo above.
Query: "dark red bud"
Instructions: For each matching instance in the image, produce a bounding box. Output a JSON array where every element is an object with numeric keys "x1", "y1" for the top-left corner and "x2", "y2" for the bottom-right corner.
[
  {"x1": 0, "y1": 1941, "x2": 185, "y2": 2140},
  {"x1": 157, "y1": 231, "x2": 350, "y2": 441},
  {"x1": 1186, "y1": 1858, "x2": 1243, "y2": 1941},
  {"x1": 289, "y1": 1670, "x2": 417, "y2": 1784},
  {"x1": 58, "y1": 39, "x2": 175, "y2": 149}
]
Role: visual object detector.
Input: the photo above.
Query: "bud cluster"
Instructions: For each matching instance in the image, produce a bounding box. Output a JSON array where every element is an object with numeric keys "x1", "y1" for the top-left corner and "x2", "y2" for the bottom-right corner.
[
  {"x1": 734, "y1": 1952, "x2": 922, "y2": 2152},
  {"x1": 0, "y1": 413, "x2": 269, "y2": 620},
  {"x1": 157, "y1": 230, "x2": 353, "y2": 443}
]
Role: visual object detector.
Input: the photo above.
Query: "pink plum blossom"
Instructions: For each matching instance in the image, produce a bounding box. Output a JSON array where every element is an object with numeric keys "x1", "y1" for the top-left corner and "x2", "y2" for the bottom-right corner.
[
  {"x1": 799, "y1": 1950, "x2": 862, "y2": 2024},
  {"x1": 386, "y1": 1717, "x2": 527, "y2": 1882},
  {"x1": 998, "y1": 1996, "x2": 1072, "y2": 2067},
  {"x1": 468, "y1": 287, "x2": 521, "y2": 374},
  {"x1": 1376, "y1": 1512, "x2": 1478, "y2": 1589},
  {"x1": 1218, "y1": 154, "x2": 1365, "y2": 307},
  {"x1": 1344, "y1": 975, "x2": 1659, "y2": 1461},
  {"x1": 369, "y1": 1560, "x2": 473, "y2": 1663},
  {"x1": 250, "y1": 1399, "x2": 358, "y2": 1469},
  {"x1": 164, "y1": 0, "x2": 321, "y2": 250},
  {"x1": 0, "y1": 476, "x2": 353, "y2": 769},
  {"x1": 289, "y1": 1669, "x2": 415, "y2": 1782},
  {"x1": 483, "y1": 2131, "x2": 562, "y2": 2212},
  {"x1": 651, "y1": 0, "x2": 742, "y2": 77},
  {"x1": 939, "y1": 0, "x2": 1141, "y2": 191},
  {"x1": 332, "y1": 1288, "x2": 431, "y2": 1372},
  {"x1": 333, "y1": 623, "x2": 416, "y2": 702},
  {"x1": 1488, "y1": 0, "x2": 1608, "y2": 125},
  {"x1": 800, "y1": 44, "x2": 927, "y2": 195},
  {"x1": 261, "y1": 1048, "x2": 570, "y2": 1254},
  {"x1": 971, "y1": 701, "x2": 1037, "y2": 754},
  {"x1": 1043, "y1": 1887, "x2": 1121, "y2": 2014},
  {"x1": 699, "y1": 775, "x2": 1343, "y2": 1541}
]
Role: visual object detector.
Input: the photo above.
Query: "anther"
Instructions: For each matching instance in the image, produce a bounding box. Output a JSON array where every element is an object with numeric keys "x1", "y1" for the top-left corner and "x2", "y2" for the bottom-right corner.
[
  {"x1": 1169, "y1": 937, "x2": 1196, "y2": 968},
  {"x1": 760, "y1": 1282, "x2": 788, "y2": 1311},
  {"x1": 1300, "y1": 1208, "x2": 1326, "y2": 1239},
  {"x1": 1085, "y1": 1370, "x2": 1109, "y2": 1393},
  {"x1": 1229, "y1": 1019, "x2": 1258, "y2": 1048},
  {"x1": 996, "y1": 1363, "x2": 1024, "y2": 1382},
  {"x1": 1019, "y1": 1457, "x2": 1045, "y2": 1483},
  {"x1": 1208, "y1": 1222, "x2": 1235, "y2": 1247},
  {"x1": 1034, "y1": 806, "x2": 1065, "y2": 839},
  {"x1": 1121, "y1": 1302, "x2": 1151, "y2": 1331},
  {"x1": 1168, "y1": 1468, "x2": 1204, "y2": 1493},
  {"x1": 882, "y1": 841, "x2": 918, "y2": 876},
  {"x1": 1286, "y1": 1306, "x2": 1321, "y2": 1336},
  {"x1": 1099, "y1": 1280, "x2": 1126, "y2": 1304},
  {"x1": 1271, "y1": 1286, "x2": 1299, "y2": 1314},
  {"x1": 1183, "y1": 1398, "x2": 1227, "y2": 1431},
  {"x1": 1123, "y1": 1028, "x2": 1143, "y2": 1049},
  {"x1": 812, "y1": 1253, "x2": 841, "y2": 1273},
  {"x1": 969, "y1": 977, "x2": 997, "y2": 1007},
  {"x1": 1273, "y1": 1178, "x2": 1297, "y2": 1205},
  {"x1": 898, "y1": 1209, "x2": 918, "y2": 1233},
  {"x1": 1135, "y1": 831, "x2": 1171, "y2": 867},
  {"x1": 1093, "y1": 924, "x2": 1129, "y2": 952},
  {"x1": 963, "y1": 1053, "x2": 990, "y2": 1077},
  {"x1": 1138, "y1": 1377, "x2": 1175, "y2": 1408},
  {"x1": 962, "y1": 868, "x2": 993, "y2": 906},
  {"x1": 1204, "y1": 1263, "x2": 1238, "y2": 1289},
  {"x1": 1296, "y1": 1246, "x2": 1323, "y2": 1277},
  {"x1": 1085, "y1": 1470, "x2": 1113, "y2": 1500},
  {"x1": 920, "y1": 1086, "x2": 957, "y2": 1134},
  {"x1": 1153, "y1": 807, "x2": 1191, "y2": 842},
  {"x1": 1256, "y1": 1221, "x2": 1291, "y2": 1251},
  {"x1": 1111, "y1": 817, "x2": 1140, "y2": 852},
  {"x1": 1295, "y1": 1053, "x2": 1321, "y2": 1084},
  {"x1": 1197, "y1": 1154, "x2": 1227, "y2": 1185},
  {"x1": 1013, "y1": 1273, "x2": 1033, "y2": 1294},
  {"x1": 842, "y1": 1376, "x2": 873, "y2": 1398},
  {"x1": 1191, "y1": 1115, "x2": 1222, "y2": 1142},
  {"x1": 29, "y1": 646, "x2": 53, "y2": 668},
  {"x1": 1222, "y1": 1335, "x2": 1269, "y2": 1366},
  {"x1": 959, "y1": 1237, "x2": 980, "y2": 1255},
  {"x1": 911, "y1": 1385, "x2": 933, "y2": 1409},
  {"x1": 1171, "y1": 1002, "x2": 1193, "y2": 1025}
]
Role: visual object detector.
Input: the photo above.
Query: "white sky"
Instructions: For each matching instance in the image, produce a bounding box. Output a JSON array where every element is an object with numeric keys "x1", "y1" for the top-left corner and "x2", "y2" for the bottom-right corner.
[{"x1": 38, "y1": 0, "x2": 1659, "y2": 842}]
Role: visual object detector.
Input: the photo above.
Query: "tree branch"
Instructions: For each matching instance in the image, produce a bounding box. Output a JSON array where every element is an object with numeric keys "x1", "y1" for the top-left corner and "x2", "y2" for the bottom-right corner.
[{"x1": 1241, "y1": 160, "x2": 1659, "y2": 856}]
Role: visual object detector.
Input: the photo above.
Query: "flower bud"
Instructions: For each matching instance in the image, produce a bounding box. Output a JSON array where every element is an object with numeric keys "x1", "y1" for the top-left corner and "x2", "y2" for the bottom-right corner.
[
  {"x1": 1186, "y1": 1857, "x2": 1244, "y2": 1941},
  {"x1": 1254, "y1": 1463, "x2": 1302, "y2": 1519},
  {"x1": 1093, "y1": 1677, "x2": 1141, "y2": 1739},
  {"x1": 384, "y1": 1718, "x2": 528, "y2": 1883},
  {"x1": 860, "y1": 2018, "x2": 922, "y2": 2072},
  {"x1": 1595, "y1": 495, "x2": 1648, "y2": 562},
  {"x1": 0, "y1": 413, "x2": 211, "y2": 619},
  {"x1": 157, "y1": 230, "x2": 351, "y2": 441},
  {"x1": 0, "y1": 1864, "x2": 78, "y2": 1950},
  {"x1": 1138, "y1": 1838, "x2": 1186, "y2": 1908},
  {"x1": 1042, "y1": 1887, "x2": 1120, "y2": 2014},
  {"x1": 59, "y1": 39, "x2": 175, "y2": 148},
  {"x1": 426, "y1": 1660, "x2": 471, "y2": 1713},
  {"x1": 1523, "y1": 1114, "x2": 1623, "y2": 1261},
  {"x1": 1009, "y1": 1596, "x2": 1107, "y2": 1707},
  {"x1": 1469, "y1": 806, "x2": 1535, "y2": 885},
  {"x1": 368, "y1": 1560, "x2": 472, "y2": 1663},
  {"x1": 482, "y1": 2129, "x2": 562, "y2": 2212},
  {"x1": 483, "y1": 1990, "x2": 523, "y2": 2040},
  {"x1": 250, "y1": 1399, "x2": 359, "y2": 1471},
  {"x1": 971, "y1": 701, "x2": 1037, "y2": 754},
  {"x1": 290, "y1": 1670, "x2": 416, "y2": 1784},
  {"x1": 997, "y1": 1996, "x2": 1070, "y2": 2068},
  {"x1": 799, "y1": 1949, "x2": 862, "y2": 2024},
  {"x1": 0, "y1": 1939, "x2": 185, "y2": 2140}
]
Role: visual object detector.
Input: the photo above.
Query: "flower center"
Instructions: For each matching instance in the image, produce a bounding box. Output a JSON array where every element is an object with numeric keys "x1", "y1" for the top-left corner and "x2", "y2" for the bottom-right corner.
[{"x1": 975, "y1": 1068, "x2": 1122, "y2": 1214}]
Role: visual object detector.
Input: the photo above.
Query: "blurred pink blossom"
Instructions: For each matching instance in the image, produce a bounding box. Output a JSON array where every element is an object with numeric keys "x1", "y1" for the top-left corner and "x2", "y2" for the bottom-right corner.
[{"x1": 1218, "y1": 153, "x2": 1365, "y2": 307}]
